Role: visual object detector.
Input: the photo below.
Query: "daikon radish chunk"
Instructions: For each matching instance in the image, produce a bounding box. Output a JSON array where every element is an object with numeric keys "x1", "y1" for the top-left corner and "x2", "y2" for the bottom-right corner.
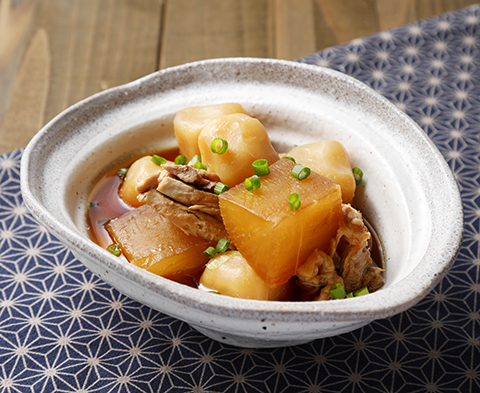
[
  {"x1": 288, "y1": 141, "x2": 356, "y2": 203},
  {"x1": 119, "y1": 156, "x2": 163, "y2": 207},
  {"x1": 198, "y1": 113, "x2": 280, "y2": 187},
  {"x1": 174, "y1": 103, "x2": 247, "y2": 159},
  {"x1": 106, "y1": 204, "x2": 213, "y2": 276},
  {"x1": 219, "y1": 158, "x2": 343, "y2": 288},
  {"x1": 199, "y1": 251, "x2": 293, "y2": 300}
]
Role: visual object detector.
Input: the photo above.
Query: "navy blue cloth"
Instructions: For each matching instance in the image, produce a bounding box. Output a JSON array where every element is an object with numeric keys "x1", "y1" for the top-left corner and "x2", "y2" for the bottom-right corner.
[{"x1": 1, "y1": 5, "x2": 479, "y2": 392}]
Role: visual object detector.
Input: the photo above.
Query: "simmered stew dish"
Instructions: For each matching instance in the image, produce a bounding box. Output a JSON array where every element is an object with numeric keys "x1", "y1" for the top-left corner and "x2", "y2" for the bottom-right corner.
[{"x1": 87, "y1": 103, "x2": 384, "y2": 301}]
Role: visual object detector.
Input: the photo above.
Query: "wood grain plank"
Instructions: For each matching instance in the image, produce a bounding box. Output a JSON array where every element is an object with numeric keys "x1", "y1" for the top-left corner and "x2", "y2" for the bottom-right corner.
[
  {"x1": 313, "y1": 0, "x2": 380, "y2": 50},
  {"x1": 413, "y1": 0, "x2": 480, "y2": 20},
  {"x1": 159, "y1": 0, "x2": 269, "y2": 69},
  {"x1": 0, "y1": 0, "x2": 161, "y2": 153},
  {"x1": 0, "y1": 28, "x2": 49, "y2": 153},
  {"x1": 375, "y1": 0, "x2": 417, "y2": 31},
  {"x1": 2, "y1": 0, "x2": 479, "y2": 154},
  {"x1": 36, "y1": 0, "x2": 161, "y2": 123},
  {"x1": 270, "y1": 0, "x2": 317, "y2": 60}
]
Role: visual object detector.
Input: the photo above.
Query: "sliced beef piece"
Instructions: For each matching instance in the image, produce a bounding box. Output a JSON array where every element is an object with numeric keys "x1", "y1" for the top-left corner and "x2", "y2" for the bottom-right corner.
[
  {"x1": 156, "y1": 173, "x2": 222, "y2": 220},
  {"x1": 296, "y1": 204, "x2": 384, "y2": 300},
  {"x1": 331, "y1": 204, "x2": 384, "y2": 294},
  {"x1": 296, "y1": 249, "x2": 344, "y2": 301},
  {"x1": 162, "y1": 164, "x2": 220, "y2": 191},
  {"x1": 138, "y1": 190, "x2": 229, "y2": 244},
  {"x1": 135, "y1": 164, "x2": 228, "y2": 243}
]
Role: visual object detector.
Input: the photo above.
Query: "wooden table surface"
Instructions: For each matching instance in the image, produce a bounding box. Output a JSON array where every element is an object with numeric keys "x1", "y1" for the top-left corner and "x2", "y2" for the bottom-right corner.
[{"x1": 1, "y1": 0, "x2": 478, "y2": 154}]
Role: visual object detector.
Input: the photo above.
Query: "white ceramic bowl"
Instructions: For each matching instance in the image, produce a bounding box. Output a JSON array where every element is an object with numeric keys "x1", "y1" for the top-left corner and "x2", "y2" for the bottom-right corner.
[{"x1": 20, "y1": 58, "x2": 463, "y2": 348}]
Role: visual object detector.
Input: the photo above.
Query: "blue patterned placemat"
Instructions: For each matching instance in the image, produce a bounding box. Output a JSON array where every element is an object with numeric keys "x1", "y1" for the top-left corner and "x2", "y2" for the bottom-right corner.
[{"x1": 2, "y1": 5, "x2": 479, "y2": 393}]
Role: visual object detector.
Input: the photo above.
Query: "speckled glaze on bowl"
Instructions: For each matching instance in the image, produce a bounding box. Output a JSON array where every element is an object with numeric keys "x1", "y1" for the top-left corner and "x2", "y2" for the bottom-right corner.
[{"x1": 20, "y1": 58, "x2": 463, "y2": 348}]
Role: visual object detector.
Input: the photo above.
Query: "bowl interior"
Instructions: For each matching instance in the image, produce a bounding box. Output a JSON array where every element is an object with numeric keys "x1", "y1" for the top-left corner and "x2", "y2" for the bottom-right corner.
[{"x1": 22, "y1": 58, "x2": 462, "y2": 317}]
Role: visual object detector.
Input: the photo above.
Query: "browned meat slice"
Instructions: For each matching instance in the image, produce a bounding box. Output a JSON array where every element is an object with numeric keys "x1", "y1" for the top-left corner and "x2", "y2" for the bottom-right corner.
[
  {"x1": 156, "y1": 174, "x2": 221, "y2": 220},
  {"x1": 162, "y1": 164, "x2": 220, "y2": 190},
  {"x1": 138, "y1": 190, "x2": 229, "y2": 243},
  {"x1": 296, "y1": 204, "x2": 384, "y2": 300},
  {"x1": 296, "y1": 249, "x2": 344, "y2": 301},
  {"x1": 331, "y1": 204, "x2": 384, "y2": 294}
]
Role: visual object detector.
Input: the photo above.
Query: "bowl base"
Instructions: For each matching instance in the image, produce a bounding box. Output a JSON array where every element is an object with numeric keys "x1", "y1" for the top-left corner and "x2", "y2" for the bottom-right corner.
[
  {"x1": 190, "y1": 325, "x2": 312, "y2": 348},
  {"x1": 190, "y1": 320, "x2": 371, "y2": 348}
]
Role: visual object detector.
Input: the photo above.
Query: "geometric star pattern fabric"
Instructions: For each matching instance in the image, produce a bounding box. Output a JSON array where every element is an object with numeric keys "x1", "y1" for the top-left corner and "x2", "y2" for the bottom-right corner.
[{"x1": 1, "y1": 5, "x2": 479, "y2": 393}]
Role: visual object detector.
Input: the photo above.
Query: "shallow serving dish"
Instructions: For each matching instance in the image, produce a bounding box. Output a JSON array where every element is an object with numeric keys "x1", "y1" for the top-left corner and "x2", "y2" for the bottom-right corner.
[{"x1": 20, "y1": 58, "x2": 463, "y2": 348}]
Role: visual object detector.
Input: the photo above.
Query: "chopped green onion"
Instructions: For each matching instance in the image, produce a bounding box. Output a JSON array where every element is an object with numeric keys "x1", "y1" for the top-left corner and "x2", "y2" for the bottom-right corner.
[
  {"x1": 97, "y1": 218, "x2": 111, "y2": 226},
  {"x1": 291, "y1": 144, "x2": 298, "y2": 149},
  {"x1": 214, "y1": 182, "x2": 230, "y2": 195},
  {"x1": 291, "y1": 164, "x2": 311, "y2": 180},
  {"x1": 151, "y1": 155, "x2": 167, "y2": 166},
  {"x1": 329, "y1": 282, "x2": 347, "y2": 299},
  {"x1": 282, "y1": 156, "x2": 296, "y2": 163},
  {"x1": 188, "y1": 154, "x2": 202, "y2": 166},
  {"x1": 210, "y1": 138, "x2": 229, "y2": 154},
  {"x1": 346, "y1": 292, "x2": 354, "y2": 298},
  {"x1": 354, "y1": 287, "x2": 369, "y2": 297},
  {"x1": 89, "y1": 202, "x2": 99, "y2": 208},
  {"x1": 288, "y1": 193, "x2": 301, "y2": 211},
  {"x1": 252, "y1": 159, "x2": 270, "y2": 176},
  {"x1": 216, "y1": 238, "x2": 231, "y2": 253},
  {"x1": 107, "y1": 244, "x2": 121, "y2": 257},
  {"x1": 118, "y1": 168, "x2": 128, "y2": 179},
  {"x1": 174, "y1": 155, "x2": 187, "y2": 165},
  {"x1": 203, "y1": 246, "x2": 218, "y2": 259},
  {"x1": 352, "y1": 167, "x2": 364, "y2": 185},
  {"x1": 244, "y1": 175, "x2": 261, "y2": 192},
  {"x1": 194, "y1": 161, "x2": 208, "y2": 171}
]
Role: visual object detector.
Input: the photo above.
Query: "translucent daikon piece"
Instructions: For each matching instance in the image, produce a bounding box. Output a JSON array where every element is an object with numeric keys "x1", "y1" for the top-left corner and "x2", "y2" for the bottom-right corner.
[
  {"x1": 106, "y1": 204, "x2": 213, "y2": 276},
  {"x1": 219, "y1": 159, "x2": 343, "y2": 288}
]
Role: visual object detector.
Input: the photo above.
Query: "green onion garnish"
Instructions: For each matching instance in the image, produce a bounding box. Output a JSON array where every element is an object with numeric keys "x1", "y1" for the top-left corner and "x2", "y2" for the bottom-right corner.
[
  {"x1": 346, "y1": 292, "x2": 354, "y2": 298},
  {"x1": 288, "y1": 193, "x2": 301, "y2": 211},
  {"x1": 252, "y1": 159, "x2": 270, "y2": 176},
  {"x1": 354, "y1": 287, "x2": 369, "y2": 297},
  {"x1": 214, "y1": 182, "x2": 230, "y2": 195},
  {"x1": 89, "y1": 202, "x2": 99, "y2": 208},
  {"x1": 174, "y1": 155, "x2": 187, "y2": 165},
  {"x1": 244, "y1": 175, "x2": 261, "y2": 192},
  {"x1": 203, "y1": 246, "x2": 218, "y2": 259},
  {"x1": 210, "y1": 138, "x2": 229, "y2": 154},
  {"x1": 97, "y1": 218, "x2": 111, "y2": 226},
  {"x1": 282, "y1": 156, "x2": 296, "y2": 163},
  {"x1": 291, "y1": 164, "x2": 311, "y2": 180},
  {"x1": 188, "y1": 154, "x2": 202, "y2": 166},
  {"x1": 118, "y1": 168, "x2": 128, "y2": 179},
  {"x1": 194, "y1": 161, "x2": 208, "y2": 171},
  {"x1": 215, "y1": 238, "x2": 231, "y2": 253},
  {"x1": 107, "y1": 244, "x2": 121, "y2": 257},
  {"x1": 352, "y1": 167, "x2": 364, "y2": 185},
  {"x1": 329, "y1": 282, "x2": 347, "y2": 299},
  {"x1": 151, "y1": 155, "x2": 167, "y2": 166}
]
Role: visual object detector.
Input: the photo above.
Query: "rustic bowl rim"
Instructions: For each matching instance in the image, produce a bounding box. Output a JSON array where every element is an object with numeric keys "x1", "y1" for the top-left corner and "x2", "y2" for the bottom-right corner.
[{"x1": 20, "y1": 57, "x2": 464, "y2": 323}]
